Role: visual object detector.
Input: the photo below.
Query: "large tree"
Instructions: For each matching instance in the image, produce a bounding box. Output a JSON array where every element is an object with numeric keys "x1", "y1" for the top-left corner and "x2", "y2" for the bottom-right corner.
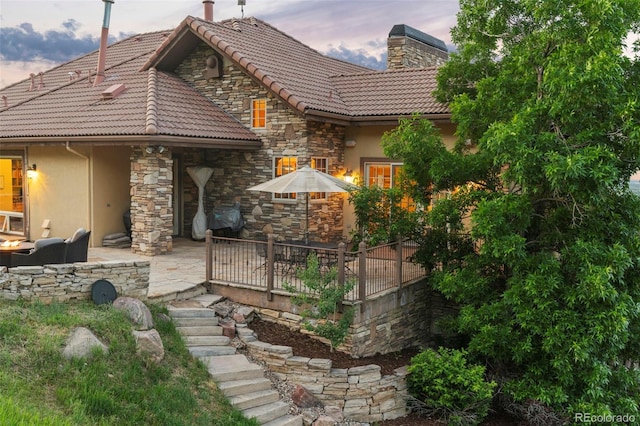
[{"x1": 383, "y1": 0, "x2": 640, "y2": 418}]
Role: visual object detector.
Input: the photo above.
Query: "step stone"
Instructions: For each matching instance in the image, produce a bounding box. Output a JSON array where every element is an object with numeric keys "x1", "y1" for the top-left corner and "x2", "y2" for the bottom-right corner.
[
  {"x1": 229, "y1": 389, "x2": 280, "y2": 410},
  {"x1": 204, "y1": 354, "x2": 265, "y2": 382},
  {"x1": 219, "y1": 377, "x2": 273, "y2": 397},
  {"x1": 263, "y1": 415, "x2": 304, "y2": 426},
  {"x1": 243, "y1": 401, "x2": 290, "y2": 424},
  {"x1": 188, "y1": 346, "x2": 236, "y2": 357},
  {"x1": 167, "y1": 307, "x2": 217, "y2": 318},
  {"x1": 176, "y1": 325, "x2": 223, "y2": 336},
  {"x1": 172, "y1": 316, "x2": 219, "y2": 327},
  {"x1": 184, "y1": 335, "x2": 230, "y2": 346}
]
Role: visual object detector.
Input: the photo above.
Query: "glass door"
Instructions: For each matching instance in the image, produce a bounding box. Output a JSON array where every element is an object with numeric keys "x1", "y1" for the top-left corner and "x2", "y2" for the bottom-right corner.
[{"x1": 0, "y1": 156, "x2": 25, "y2": 236}]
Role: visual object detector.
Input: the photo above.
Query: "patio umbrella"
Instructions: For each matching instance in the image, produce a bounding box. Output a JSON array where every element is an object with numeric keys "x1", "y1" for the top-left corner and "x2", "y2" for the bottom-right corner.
[{"x1": 247, "y1": 166, "x2": 358, "y2": 242}]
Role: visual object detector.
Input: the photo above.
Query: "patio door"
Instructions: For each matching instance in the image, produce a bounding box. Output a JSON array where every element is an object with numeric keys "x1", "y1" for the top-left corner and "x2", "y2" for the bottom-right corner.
[{"x1": 0, "y1": 154, "x2": 25, "y2": 236}]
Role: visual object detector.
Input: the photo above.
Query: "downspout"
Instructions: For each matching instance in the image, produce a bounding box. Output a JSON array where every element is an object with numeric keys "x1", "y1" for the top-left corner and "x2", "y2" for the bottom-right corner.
[
  {"x1": 66, "y1": 142, "x2": 93, "y2": 245},
  {"x1": 94, "y1": 0, "x2": 114, "y2": 87}
]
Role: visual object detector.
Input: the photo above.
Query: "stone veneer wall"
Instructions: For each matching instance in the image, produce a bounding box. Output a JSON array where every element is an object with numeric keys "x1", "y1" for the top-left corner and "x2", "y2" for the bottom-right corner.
[
  {"x1": 0, "y1": 261, "x2": 150, "y2": 303},
  {"x1": 175, "y1": 44, "x2": 348, "y2": 242},
  {"x1": 387, "y1": 35, "x2": 449, "y2": 70},
  {"x1": 241, "y1": 330, "x2": 409, "y2": 422},
  {"x1": 130, "y1": 148, "x2": 174, "y2": 255}
]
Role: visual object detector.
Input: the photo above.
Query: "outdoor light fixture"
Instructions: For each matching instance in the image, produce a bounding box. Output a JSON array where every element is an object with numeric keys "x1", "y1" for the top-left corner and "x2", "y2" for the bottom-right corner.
[
  {"x1": 27, "y1": 164, "x2": 37, "y2": 179},
  {"x1": 145, "y1": 145, "x2": 167, "y2": 154},
  {"x1": 344, "y1": 169, "x2": 354, "y2": 184}
]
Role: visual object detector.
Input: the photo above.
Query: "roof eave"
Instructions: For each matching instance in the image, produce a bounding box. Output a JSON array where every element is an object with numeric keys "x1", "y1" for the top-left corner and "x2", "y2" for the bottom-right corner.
[
  {"x1": 0, "y1": 135, "x2": 262, "y2": 150},
  {"x1": 305, "y1": 110, "x2": 452, "y2": 126}
]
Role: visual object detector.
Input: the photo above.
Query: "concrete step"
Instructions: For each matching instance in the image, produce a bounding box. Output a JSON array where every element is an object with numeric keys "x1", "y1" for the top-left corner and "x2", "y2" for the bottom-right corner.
[
  {"x1": 176, "y1": 325, "x2": 224, "y2": 336},
  {"x1": 229, "y1": 389, "x2": 280, "y2": 410},
  {"x1": 167, "y1": 306, "x2": 217, "y2": 319},
  {"x1": 218, "y1": 377, "x2": 273, "y2": 397},
  {"x1": 184, "y1": 335, "x2": 230, "y2": 346},
  {"x1": 263, "y1": 415, "x2": 303, "y2": 426},
  {"x1": 188, "y1": 346, "x2": 237, "y2": 357},
  {"x1": 203, "y1": 354, "x2": 265, "y2": 382},
  {"x1": 172, "y1": 316, "x2": 219, "y2": 327},
  {"x1": 243, "y1": 400, "x2": 290, "y2": 424}
]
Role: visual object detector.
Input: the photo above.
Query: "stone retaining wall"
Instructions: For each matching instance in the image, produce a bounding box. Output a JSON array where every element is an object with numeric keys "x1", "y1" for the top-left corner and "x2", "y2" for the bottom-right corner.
[
  {"x1": 0, "y1": 261, "x2": 150, "y2": 303},
  {"x1": 242, "y1": 332, "x2": 409, "y2": 422}
]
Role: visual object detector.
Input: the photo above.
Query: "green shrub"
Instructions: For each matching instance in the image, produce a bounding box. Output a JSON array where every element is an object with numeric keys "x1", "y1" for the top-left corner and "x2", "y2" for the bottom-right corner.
[{"x1": 407, "y1": 347, "x2": 496, "y2": 425}]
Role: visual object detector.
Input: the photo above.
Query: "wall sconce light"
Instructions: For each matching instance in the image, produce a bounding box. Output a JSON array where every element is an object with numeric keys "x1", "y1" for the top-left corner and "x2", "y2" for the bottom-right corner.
[
  {"x1": 344, "y1": 169, "x2": 354, "y2": 184},
  {"x1": 27, "y1": 164, "x2": 37, "y2": 179},
  {"x1": 145, "y1": 145, "x2": 167, "y2": 154},
  {"x1": 345, "y1": 139, "x2": 356, "y2": 148}
]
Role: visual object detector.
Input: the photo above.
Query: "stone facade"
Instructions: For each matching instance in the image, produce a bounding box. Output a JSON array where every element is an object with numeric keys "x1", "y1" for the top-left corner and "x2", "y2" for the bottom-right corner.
[
  {"x1": 0, "y1": 261, "x2": 150, "y2": 303},
  {"x1": 387, "y1": 35, "x2": 449, "y2": 70},
  {"x1": 175, "y1": 44, "x2": 348, "y2": 242},
  {"x1": 243, "y1": 336, "x2": 409, "y2": 422},
  {"x1": 130, "y1": 148, "x2": 174, "y2": 255}
]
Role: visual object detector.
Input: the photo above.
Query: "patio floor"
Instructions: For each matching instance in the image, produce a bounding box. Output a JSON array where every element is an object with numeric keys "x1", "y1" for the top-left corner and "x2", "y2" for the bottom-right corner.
[{"x1": 88, "y1": 238, "x2": 208, "y2": 300}]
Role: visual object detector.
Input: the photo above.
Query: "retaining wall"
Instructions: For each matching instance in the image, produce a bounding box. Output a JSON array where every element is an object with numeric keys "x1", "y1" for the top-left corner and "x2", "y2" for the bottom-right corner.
[{"x1": 0, "y1": 261, "x2": 150, "y2": 303}]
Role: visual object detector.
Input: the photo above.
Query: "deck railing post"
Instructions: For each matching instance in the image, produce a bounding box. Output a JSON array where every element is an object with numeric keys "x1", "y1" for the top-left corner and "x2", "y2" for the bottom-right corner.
[
  {"x1": 396, "y1": 237, "x2": 403, "y2": 288},
  {"x1": 205, "y1": 229, "x2": 212, "y2": 283},
  {"x1": 337, "y1": 242, "x2": 346, "y2": 286},
  {"x1": 358, "y1": 241, "x2": 367, "y2": 304},
  {"x1": 266, "y1": 234, "x2": 275, "y2": 301}
]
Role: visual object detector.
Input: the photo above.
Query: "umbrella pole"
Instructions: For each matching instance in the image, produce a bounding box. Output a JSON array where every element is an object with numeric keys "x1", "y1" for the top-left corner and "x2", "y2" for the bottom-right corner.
[{"x1": 305, "y1": 192, "x2": 309, "y2": 243}]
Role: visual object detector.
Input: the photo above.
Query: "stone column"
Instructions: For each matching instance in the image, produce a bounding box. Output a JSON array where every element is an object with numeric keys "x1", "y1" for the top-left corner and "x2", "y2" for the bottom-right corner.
[{"x1": 130, "y1": 147, "x2": 173, "y2": 255}]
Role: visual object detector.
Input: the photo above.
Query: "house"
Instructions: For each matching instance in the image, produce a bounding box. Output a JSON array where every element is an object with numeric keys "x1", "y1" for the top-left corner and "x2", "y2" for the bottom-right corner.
[{"x1": 0, "y1": 1, "x2": 454, "y2": 256}]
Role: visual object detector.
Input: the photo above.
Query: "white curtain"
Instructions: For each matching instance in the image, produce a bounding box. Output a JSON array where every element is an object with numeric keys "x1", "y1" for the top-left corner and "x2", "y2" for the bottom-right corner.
[{"x1": 186, "y1": 166, "x2": 214, "y2": 240}]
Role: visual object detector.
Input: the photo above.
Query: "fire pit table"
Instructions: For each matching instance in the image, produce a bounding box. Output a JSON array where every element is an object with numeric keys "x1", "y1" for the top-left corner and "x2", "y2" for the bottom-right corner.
[{"x1": 0, "y1": 241, "x2": 35, "y2": 267}]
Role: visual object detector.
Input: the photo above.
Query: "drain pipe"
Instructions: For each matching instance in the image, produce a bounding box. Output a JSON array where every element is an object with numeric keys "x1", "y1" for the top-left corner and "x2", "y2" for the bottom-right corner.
[
  {"x1": 66, "y1": 142, "x2": 93, "y2": 244},
  {"x1": 94, "y1": 0, "x2": 114, "y2": 86}
]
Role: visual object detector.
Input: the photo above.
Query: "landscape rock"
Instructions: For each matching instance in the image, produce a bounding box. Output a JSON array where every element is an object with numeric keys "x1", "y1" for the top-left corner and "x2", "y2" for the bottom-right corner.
[
  {"x1": 132, "y1": 329, "x2": 164, "y2": 363},
  {"x1": 113, "y1": 296, "x2": 154, "y2": 330},
  {"x1": 292, "y1": 384, "x2": 324, "y2": 409},
  {"x1": 213, "y1": 300, "x2": 234, "y2": 317},
  {"x1": 62, "y1": 327, "x2": 108, "y2": 360}
]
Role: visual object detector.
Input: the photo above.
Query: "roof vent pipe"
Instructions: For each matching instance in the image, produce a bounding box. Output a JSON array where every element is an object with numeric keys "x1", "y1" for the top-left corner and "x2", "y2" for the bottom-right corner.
[
  {"x1": 203, "y1": 0, "x2": 214, "y2": 21},
  {"x1": 94, "y1": 0, "x2": 114, "y2": 87}
]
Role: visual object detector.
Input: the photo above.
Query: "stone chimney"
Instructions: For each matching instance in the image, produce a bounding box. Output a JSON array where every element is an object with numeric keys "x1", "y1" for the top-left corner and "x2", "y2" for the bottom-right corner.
[{"x1": 387, "y1": 24, "x2": 448, "y2": 70}]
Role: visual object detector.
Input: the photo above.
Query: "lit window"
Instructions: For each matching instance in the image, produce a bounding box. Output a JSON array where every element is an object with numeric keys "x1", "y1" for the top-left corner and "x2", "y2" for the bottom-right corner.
[
  {"x1": 274, "y1": 157, "x2": 297, "y2": 200},
  {"x1": 310, "y1": 157, "x2": 328, "y2": 200},
  {"x1": 365, "y1": 162, "x2": 415, "y2": 211},
  {"x1": 252, "y1": 99, "x2": 266, "y2": 128}
]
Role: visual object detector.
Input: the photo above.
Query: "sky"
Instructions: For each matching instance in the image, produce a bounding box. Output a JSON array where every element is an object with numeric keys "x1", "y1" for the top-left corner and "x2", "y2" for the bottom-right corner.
[{"x1": 0, "y1": 0, "x2": 460, "y2": 88}]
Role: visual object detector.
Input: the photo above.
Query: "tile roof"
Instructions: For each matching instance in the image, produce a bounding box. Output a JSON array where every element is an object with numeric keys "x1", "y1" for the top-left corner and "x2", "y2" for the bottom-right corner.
[
  {"x1": 0, "y1": 30, "x2": 260, "y2": 147},
  {"x1": 1, "y1": 15, "x2": 450, "y2": 144}
]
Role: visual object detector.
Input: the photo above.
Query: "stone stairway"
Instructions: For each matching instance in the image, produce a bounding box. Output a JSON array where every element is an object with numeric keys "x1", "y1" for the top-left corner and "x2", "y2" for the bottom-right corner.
[{"x1": 167, "y1": 300, "x2": 302, "y2": 426}]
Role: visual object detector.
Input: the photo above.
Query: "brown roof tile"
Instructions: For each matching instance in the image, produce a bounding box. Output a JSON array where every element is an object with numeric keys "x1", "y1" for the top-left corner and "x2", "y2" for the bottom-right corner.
[
  {"x1": 0, "y1": 30, "x2": 260, "y2": 146},
  {"x1": 331, "y1": 68, "x2": 449, "y2": 117}
]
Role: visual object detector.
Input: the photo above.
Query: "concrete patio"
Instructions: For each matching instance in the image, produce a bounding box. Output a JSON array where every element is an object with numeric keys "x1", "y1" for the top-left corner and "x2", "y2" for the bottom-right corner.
[{"x1": 88, "y1": 238, "x2": 208, "y2": 301}]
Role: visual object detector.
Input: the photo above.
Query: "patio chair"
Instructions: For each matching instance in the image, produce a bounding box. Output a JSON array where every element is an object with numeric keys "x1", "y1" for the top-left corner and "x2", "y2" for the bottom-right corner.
[
  {"x1": 11, "y1": 238, "x2": 67, "y2": 267},
  {"x1": 65, "y1": 228, "x2": 91, "y2": 263}
]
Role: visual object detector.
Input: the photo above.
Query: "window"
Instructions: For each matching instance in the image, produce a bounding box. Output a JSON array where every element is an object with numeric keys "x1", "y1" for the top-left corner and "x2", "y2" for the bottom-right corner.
[
  {"x1": 0, "y1": 155, "x2": 25, "y2": 236},
  {"x1": 251, "y1": 99, "x2": 266, "y2": 128},
  {"x1": 310, "y1": 157, "x2": 328, "y2": 200},
  {"x1": 365, "y1": 162, "x2": 415, "y2": 211},
  {"x1": 274, "y1": 157, "x2": 297, "y2": 200}
]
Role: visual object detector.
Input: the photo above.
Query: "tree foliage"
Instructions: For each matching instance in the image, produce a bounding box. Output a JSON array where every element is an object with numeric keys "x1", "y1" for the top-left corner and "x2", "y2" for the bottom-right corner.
[{"x1": 383, "y1": 0, "x2": 640, "y2": 417}]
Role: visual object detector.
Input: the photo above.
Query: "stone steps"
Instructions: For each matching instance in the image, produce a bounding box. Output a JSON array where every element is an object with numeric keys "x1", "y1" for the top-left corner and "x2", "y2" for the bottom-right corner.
[{"x1": 168, "y1": 303, "x2": 302, "y2": 426}]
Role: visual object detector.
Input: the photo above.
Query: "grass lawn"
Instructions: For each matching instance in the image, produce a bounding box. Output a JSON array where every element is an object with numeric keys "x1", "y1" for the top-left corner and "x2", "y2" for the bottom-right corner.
[{"x1": 0, "y1": 299, "x2": 259, "y2": 426}]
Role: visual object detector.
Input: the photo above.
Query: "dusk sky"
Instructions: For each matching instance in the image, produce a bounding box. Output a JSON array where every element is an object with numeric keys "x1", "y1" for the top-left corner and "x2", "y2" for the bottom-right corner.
[{"x1": 0, "y1": 0, "x2": 460, "y2": 88}]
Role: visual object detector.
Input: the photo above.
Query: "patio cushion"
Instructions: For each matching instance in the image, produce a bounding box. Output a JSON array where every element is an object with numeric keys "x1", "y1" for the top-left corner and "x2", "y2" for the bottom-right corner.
[
  {"x1": 33, "y1": 237, "x2": 65, "y2": 251},
  {"x1": 66, "y1": 228, "x2": 87, "y2": 243},
  {"x1": 65, "y1": 230, "x2": 91, "y2": 263}
]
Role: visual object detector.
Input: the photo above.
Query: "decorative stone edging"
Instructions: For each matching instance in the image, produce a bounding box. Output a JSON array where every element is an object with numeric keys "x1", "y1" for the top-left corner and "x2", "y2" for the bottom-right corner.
[{"x1": 239, "y1": 317, "x2": 410, "y2": 423}]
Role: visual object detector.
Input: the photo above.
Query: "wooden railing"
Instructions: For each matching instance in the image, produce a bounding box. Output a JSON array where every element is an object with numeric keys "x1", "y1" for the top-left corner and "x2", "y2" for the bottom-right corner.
[{"x1": 205, "y1": 230, "x2": 426, "y2": 302}]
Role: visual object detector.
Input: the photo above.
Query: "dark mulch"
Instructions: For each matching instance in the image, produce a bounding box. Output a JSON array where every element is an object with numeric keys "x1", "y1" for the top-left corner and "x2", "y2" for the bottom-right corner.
[{"x1": 247, "y1": 318, "x2": 526, "y2": 425}]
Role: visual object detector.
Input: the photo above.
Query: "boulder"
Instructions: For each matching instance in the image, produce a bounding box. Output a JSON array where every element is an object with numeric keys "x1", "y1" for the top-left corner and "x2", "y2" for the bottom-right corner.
[
  {"x1": 132, "y1": 329, "x2": 164, "y2": 363},
  {"x1": 62, "y1": 327, "x2": 108, "y2": 360},
  {"x1": 292, "y1": 384, "x2": 323, "y2": 409},
  {"x1": 113, "y1": 297, "x2": 154, "y2": 330}
]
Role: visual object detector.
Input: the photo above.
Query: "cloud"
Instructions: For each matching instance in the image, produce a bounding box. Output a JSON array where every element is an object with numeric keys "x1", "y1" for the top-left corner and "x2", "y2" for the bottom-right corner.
[
  {"x1": 0, "y1": 19, "x2": 116, "y2": 63},
  {"x1": 325, "y1": 45, "x2": 386, "y2": 70}
]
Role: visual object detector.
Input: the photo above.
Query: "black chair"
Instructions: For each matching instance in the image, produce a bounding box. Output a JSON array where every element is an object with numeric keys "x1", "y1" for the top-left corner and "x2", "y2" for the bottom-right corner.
[
  {"x1": 11, "y1": 238, "x2": 67, "y2": 266},
  {"x1": 65, "y1": 229, "x2": 91, "y2": 263}
]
